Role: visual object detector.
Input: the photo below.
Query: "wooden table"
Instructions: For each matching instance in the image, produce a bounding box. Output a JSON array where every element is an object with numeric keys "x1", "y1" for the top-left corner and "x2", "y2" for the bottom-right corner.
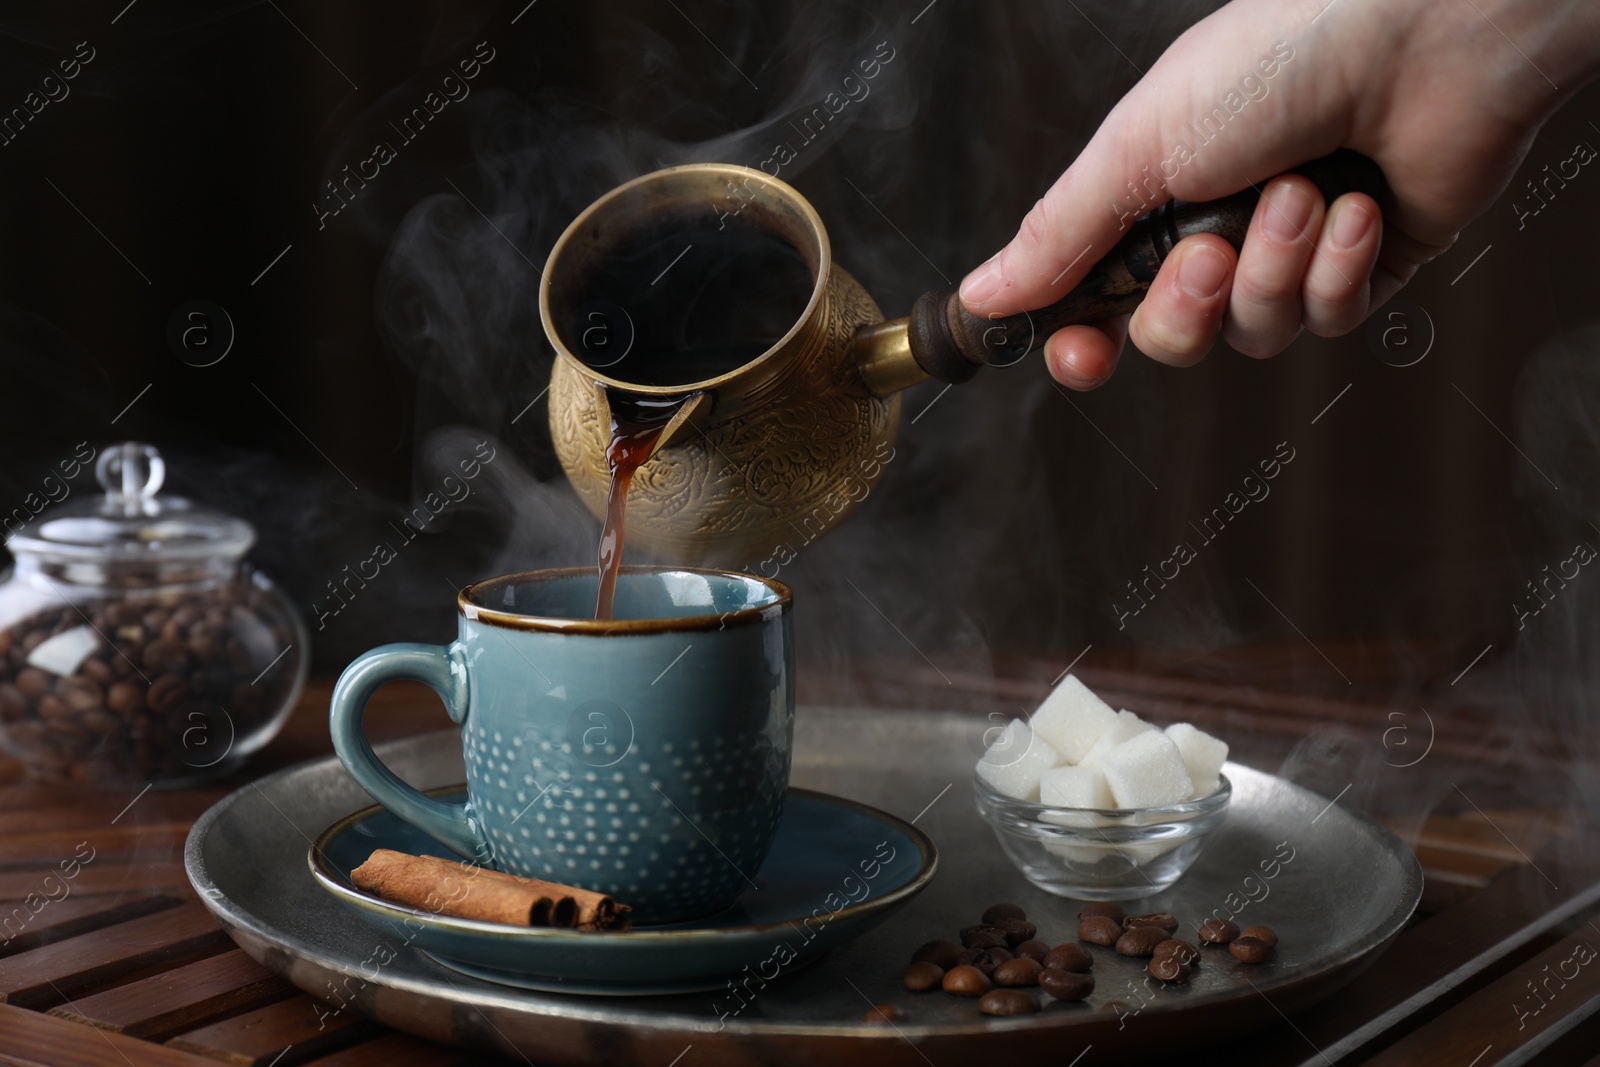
[{"x1": 1, "y1": 648, "x2": 1597, "y2": 1066}]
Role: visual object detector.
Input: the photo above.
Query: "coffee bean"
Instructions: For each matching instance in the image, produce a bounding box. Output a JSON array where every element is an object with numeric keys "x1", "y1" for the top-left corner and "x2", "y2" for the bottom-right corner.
[
  {"x1": 37, "y1": 695, "x2": 71, "y2": 721},
  {"x1": 1039, "y1": 969, "x2": 1095, "y2": 1002},
  {"x1": 974, "y1": 946, "x2": 1013, "y2": 974},
  {"x1": 1153, "y1": 939, "x2": 1199, "y2": 965},
  {"x1": 963, "y1": 930, "x2": 1008, "y2": 950},
  {"x1": 1230, "y1": 936, "x2": 1273, "y2": 963},
  {"x1": 1078, "y1": 915, "x2": 1122, "y2": 945},
  {"x1": 992, "y1": 957, "x2": 1043, "y2": 987},
  {"x1": 6, "y1": 720, "x2": 43, "y2": 743},
  {"x1": 57, "y1": 677, "x2": 102, "y2": 712},
  {"x1": 1240, "y1": 925, "x2": 1278, "y2": 947},
  {"x1": 1012, "y1": 939, "x2": 1048, "y2": 962},
  {"x1": 142, "y1": 639, "x2": 190, "y2": 674},
  {"x1": 1124, "y1": 912, "x2": 1179, "y2": 933},
  {"x1": 1198, "y1": 918, "x2": 1239, "y2": 944},
  {"x1": 903, "y1": 961, "x2": 944, "y2": 992},
  {"x1": 1077, "y1": 902, "x2": 1125, "y2": 924},
  {"x1": 864, "y1": 1003, "x2": 906, "y2": 1024},
  {"x1": 978, "y1": 989, "x2": 1038, "y2": 1016},
  {"x1": 981, "y1": 902, "x2": 1026, "y2": 925},
  {"x1": 0, "y1": 683, "x2": 25, "y2": 722},
  {"x1": 79, "y1": 658, "x2": 112, "y2": 685},
  {"x1": 15, "y1": 668, "x2": 49, "y2": 699},
  {"x1": 1115, "y1": 926, "x2": 1168, "y2": 957},
  {"x1": 192, "y1": 632, "x2": 224, "y2": 667},
  {"x1": 942, "y1": 965, "x2": 992, "y2": 997},
  {"x1": 106, "y1": 682, "x2": 144, "y2": 717},
  {"x1": 78, "y1": 710, "x2": 118, "y2": 736},
  {"x1": 1041, "y1": 943, "x2": 1093, "y2": 973},
  {"x1": 911, "y1": 939, "x2": 963, "y2": 969},
  {"x1": 995, "y1": 918, "x2": 1037, "y2": 946},
  {"x1": 146, "y1": 674, "x2": 188, "y2": 713},
  {"x1": 960, "y1": 924, "x2": 1005, "y2": 945},
  {"x1": 1148, "y1": 955, "x2": 1193, "y2": 983}
]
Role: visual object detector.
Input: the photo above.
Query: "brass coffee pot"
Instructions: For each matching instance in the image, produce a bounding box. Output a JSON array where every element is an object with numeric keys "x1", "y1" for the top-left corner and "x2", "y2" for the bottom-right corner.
[{"x1": 540, "y1": 153, "x2": 1381, "y2": 567}]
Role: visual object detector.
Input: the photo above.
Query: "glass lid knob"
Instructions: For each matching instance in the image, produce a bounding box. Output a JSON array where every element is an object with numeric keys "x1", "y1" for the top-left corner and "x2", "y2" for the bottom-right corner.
[{"x1": 97, "y1": 442, "x2": 166, "y2": 515}]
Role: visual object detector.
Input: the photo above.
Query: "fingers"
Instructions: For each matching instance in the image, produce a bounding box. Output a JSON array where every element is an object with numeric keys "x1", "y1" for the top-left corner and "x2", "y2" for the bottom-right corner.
[
  {"x1": 1038, "y1": 185, "x2": 1381, "y2": 375},
  {"x1": 1223, "y1": 175, "x2": 1324, "y2": 358},
  {"x1": 958, "y1": 152, "x2": 1136, "y2": 319},
  {"x1": 1217, "y1": 182, "x2": 1382, "y2": 357},
  {"x1": 1302, "y1": 192, "x2": 1382, "y2": 337},
  {"x1": 1127, "y1": 235, "x2": 1238, "y2": 367},
  {"x1": 1043, "y1": 319, "x2": 1128, "y2": 390}
]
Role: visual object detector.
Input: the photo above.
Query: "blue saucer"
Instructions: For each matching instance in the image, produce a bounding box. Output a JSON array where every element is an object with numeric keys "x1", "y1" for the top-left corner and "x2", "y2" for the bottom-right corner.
[{"x1": 309, "y1": 786, "x2": 937, "y2": 995}]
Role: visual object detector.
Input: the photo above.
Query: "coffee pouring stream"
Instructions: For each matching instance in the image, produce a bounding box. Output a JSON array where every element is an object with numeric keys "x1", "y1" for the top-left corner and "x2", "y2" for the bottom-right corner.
[{"x1": 540, "y1": 151, "x2": 1385, "y2": 567}]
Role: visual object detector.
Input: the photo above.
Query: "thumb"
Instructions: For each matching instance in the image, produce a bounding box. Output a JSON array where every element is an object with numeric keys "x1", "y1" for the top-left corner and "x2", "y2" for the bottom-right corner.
[{"x1": 959, "y1": 29, "x2": 1320, "y2": 318}]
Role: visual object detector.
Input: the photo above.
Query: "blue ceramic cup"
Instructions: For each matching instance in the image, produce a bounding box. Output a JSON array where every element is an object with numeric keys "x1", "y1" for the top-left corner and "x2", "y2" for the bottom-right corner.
[{"x1": 329, "y1": 566, "x2": 793, "y2": 924}]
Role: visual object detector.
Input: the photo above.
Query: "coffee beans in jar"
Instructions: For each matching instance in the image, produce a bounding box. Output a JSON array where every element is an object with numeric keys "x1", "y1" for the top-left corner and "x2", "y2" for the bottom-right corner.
[
  {"x1": 1, "y1": 443, "x2": 307, "y2": 787},
  {"x1": 0, "y1": 578, "x2": 302, "y2": 786}
]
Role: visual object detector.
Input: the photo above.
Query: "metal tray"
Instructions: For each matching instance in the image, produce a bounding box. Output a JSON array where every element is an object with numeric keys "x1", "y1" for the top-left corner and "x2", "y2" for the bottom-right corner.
[{"x1": 186, "y1": 706, "x2": 1422, "y2": 1065}]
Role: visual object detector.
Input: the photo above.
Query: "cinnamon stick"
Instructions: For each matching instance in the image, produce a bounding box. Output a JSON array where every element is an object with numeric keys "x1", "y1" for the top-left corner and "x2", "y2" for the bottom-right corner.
[{"x1": 350, "y1": 849, "x2": 632, "y2": 931}]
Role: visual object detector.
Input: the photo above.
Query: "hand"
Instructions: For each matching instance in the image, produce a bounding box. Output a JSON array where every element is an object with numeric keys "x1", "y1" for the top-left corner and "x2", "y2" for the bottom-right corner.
[{"x1": 958, "y1": 0, "x2": 1600, "y2": 389}]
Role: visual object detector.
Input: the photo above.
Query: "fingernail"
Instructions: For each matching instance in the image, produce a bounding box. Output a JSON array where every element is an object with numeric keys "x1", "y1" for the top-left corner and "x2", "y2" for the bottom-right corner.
[
  {"x1": 1056, "y1": 351, "x2": 1096, "y2": 388},
  {"x1": 1177, "y1": 245, "x2": 1229, "y2": 300},
  {"x1": 1263, "y1": 181, "x2": 1314, "y2": 243},
  {"x1": 1331, "y1": 203, "x2": 1373, "y2": 250},
  {"x1": 960, "y1": 259, "x2": 1002, "y2": 305}
]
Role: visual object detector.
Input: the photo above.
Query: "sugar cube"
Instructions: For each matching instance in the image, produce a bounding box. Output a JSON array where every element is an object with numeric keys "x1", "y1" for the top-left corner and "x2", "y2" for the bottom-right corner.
[
  {"x1": 1166, "y1": 723, "x2": 1229, "y2": 798},
  {"x1": 976, "y1": 719, "x2": 1060, "y2": 801},
  {"x1": 1027, "y1": 673, "x2": 1118, "y2": 763},
  {"x1": 1123, "y1": 838, "x2": 1185, "y2": 865},
  {"x1": 1039, "y1": 765, "x2": 1114, "y2": 809},
  {"x1": 1098, "y1": 730, "x2": 1195, "y2": 808},
  {"x1": 1043, "y1": 839, "x2": 1114, "y2": 865},
  {"x1": 1039, "y1": 764, "x2": 1115, "y2": 828},
  {"x1": 1079, "y1": 709, "x2": 1156, "y2": 767},
  {"x1": 26, "y1": 626, "x2": 98, "y2": 677}
]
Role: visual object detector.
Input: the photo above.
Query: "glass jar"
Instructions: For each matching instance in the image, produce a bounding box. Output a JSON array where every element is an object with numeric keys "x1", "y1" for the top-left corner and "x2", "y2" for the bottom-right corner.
[{"x1": 0, "y1": 442, "x2": 308, "y2": 786}]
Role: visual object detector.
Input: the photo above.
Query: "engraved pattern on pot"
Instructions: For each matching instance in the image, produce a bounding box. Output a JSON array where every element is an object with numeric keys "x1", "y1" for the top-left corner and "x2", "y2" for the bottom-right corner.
[{"x1": 549, "y1": 267, "x2": 898, "y2": 564}]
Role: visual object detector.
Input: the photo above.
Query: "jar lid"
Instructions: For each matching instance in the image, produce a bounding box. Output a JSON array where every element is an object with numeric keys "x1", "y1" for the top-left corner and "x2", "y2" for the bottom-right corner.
[{"x1": 6, "y1": 442, "x2": 255, "y2": 562}]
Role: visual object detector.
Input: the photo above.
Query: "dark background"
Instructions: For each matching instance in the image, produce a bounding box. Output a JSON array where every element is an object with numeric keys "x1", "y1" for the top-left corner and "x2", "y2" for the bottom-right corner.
[{"x1": 1, "y1": 0, "x2": 1597, "y2": 699}]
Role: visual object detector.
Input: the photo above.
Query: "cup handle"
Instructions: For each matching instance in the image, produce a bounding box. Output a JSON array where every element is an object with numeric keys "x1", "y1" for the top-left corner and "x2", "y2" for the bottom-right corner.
[{"x1": 329, "y1": 642, "x2": 492, "y2": 866}]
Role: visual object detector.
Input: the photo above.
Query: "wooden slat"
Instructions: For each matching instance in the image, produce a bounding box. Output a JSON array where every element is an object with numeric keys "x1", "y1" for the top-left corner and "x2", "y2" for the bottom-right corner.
[
  {"x1": 1387, "y1": 810, "x2": 1577, "y2": 862},
  {"x1": 0, "y1": 901, "x2": 231, "y2": 1009},
  {"x1": 0, "y1": 893, "x2": 181, "y2": 958},
  {"x1": 0, "y1": 862, "x2": 191, "y2": 898},
  {"x1": 1247, "y1": 859, "x2": 1600, "y2": 1066},
  {"x1": 166, "y1": 994, "x2": 379, "y2": 1066},
  {"x1": 49, "y1": 949, "x2": 295, "y2": 1040},
  {"x1": 1410, "y1": 843, "x2": 1514, "y2": 888},
  {"x1": 1415, "y1": 876, "x2": 1475, "y2": 919},
  {"x1": 1363, "y1": 926, "x2": 1600, "y2": 1065},
  {"x1": 299, "y1": 1033, "x2": 475, "y2": 1066},
  {"x1": 0, "y1": 1001, "x2": 222, "y2": 1067},
  {"x1": 0, "y1": 826, "x2": 191, "y2": 869}
]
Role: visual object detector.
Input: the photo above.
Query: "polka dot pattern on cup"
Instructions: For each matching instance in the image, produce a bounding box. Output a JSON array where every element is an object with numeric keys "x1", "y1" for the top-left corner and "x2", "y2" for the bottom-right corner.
[{"x1": 463, "y1": 719, "x2": 789, "y2": 921}]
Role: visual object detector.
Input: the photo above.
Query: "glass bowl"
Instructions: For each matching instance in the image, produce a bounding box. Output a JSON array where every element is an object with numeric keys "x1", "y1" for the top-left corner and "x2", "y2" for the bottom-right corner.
[{"x1": 973, "y1": 770, "x2": 1232, "y2": 900}]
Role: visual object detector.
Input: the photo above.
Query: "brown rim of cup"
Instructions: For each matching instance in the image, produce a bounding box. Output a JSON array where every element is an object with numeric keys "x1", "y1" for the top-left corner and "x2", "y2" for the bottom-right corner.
[{"x1": 458, "y1": 565, "x2": 793, "y2": 635}]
